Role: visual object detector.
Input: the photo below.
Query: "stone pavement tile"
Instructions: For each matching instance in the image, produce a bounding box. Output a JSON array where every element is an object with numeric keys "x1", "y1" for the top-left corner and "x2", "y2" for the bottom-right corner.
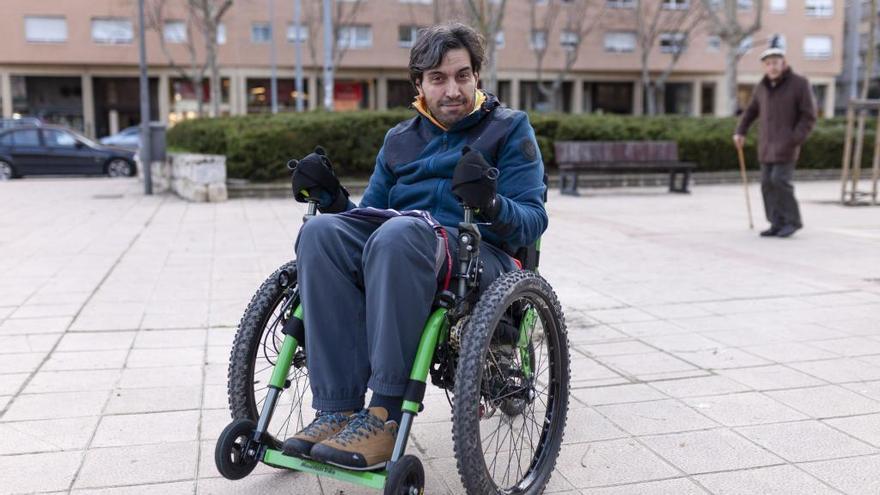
[
  {"x1": 125, "y1": 347, "x2": 205, "y2": 368},
  {"x1": 640, "y1": 428, "x2": 784, "y2": 474},
  {"x1": 0, "y1": 416, "x2": 98, "y2": 454},
  {"x1": 10, "y1": 303, "x2": 81, "y2": 319},
  {"x1": 410, "y1": 419, "x2": 455, "y2": 458},
  {"x1": 766, "y1": 385, "x2": 880, "y2": 418},
  {"x1": 739, "y1": 342, "x2": 840, "y2": 363},
  {"x1": 823, "y1": 317, "x2": 880, "y2": 336},
  {"x1": 824, "y1": 414, "x2": 880, "y2": 448},
  {"x1": 570, "y1": 357, "x2": 626, "y2": 383},
  {"x1": 576, "y1": 341, "x2": 657, "y2": 358},
  {"x1": 198, "y1": 439, "x2": 322, "y2": 480},
  {"x1": 799, "y1": 454, "x2": 880, "y2": 495},
  {"x1": 556, "y1": 438, "x2": 680, "y2": 488},
  {"x1": 806, "y1": 337, "x2": 880, "y2": 357},
  {"x1": 204, "y1": 364, "x2": 230, "y2": 385},
  {"x1": 568, "y1": 325, "x2": 631, "y2": 345},
  {"x1": 22, "y1": 369, "x2": 121, "y2": 394},
  {"x1": 0, "y1": 306, "x2": 16, "y2": 320},
  {"x1": 71, "y1": 480, "x2": 195, "y2": 495},
  {"x1": 700, "y1": 328, "x2": 807, "y2": 348},
  {"x1": 74, "y1": 441, "x2": 199, "y2": 489},
  {"x1": 684, "y1": 392, "x2": 808, "y2": 426},
  {"x1": 0, "y1": 316, "x2": 72, "y2": 335},
  {"x1": 203, "y1": 383, "x2": 228, "y2": 409},
  {"x1": 92, "y1": 410, "x2": 200, "y2": 447},
  {"x1": 638, "y1": 333, "x2": 723, "y2": 353},
  {"x1": 694, "y1": 465, "x2": 841, "y2": 495},
  {"x1": 0, "y1": 333, "x2": 61, "y2": 354},
  {"x1": 2, "y1": 390, "x2": 111, "y2": 421},
  {"x1": 206, "y1": 345, "x2": 232, "y2": 365},
  {"x1": 0, "y1": 450, "x2": 84, "y2": 493},
  {"x1": 736, "y1": 420, "x2": 878, "y2": 462},
  {"x1": 647, "y1": 375, "x2": 751, "y2": 398},
  {"x1": 105, "y1": 386, "x2": 202, "y2": 414},
  {"x1": 842, "y1": 380, "x2": 880, "y2": 402},
  {"x1": 666, "y1": 316, "x2": 743, "y2": 334},
  {"x1": 582, "y1": 308, "x2": 656, "y2": 325},
  {"x1": 580, "y1": 478, "x2": 705, "y2": 495},
  {"x1": 672, "y1": 348, "x2": 771, "y2": 370},
  {"x1": 601, "y1": 353, "x2": 699, "y2": 377},
  {"x1": 197, "y1": 473, "x2": 321, "y2": 495},
  {"x1": 117, "y1": 365, "x2": 203, "y2": 389},
  {"x1": 0, "y1": 351, "x2": 47, "y2": 374},
  {"x1": 201, "y1": 408, "x2": 234, "y2": 441},
  {"x1": 786, "y1": 358, "x2": 880, "y2": 384},
  {"x1": 27, "y1": 291, "x2": 92, "y2": 307},
  {"x1": 206, "y1": 327, "x2": 237, "y2": 348},
  {"x1": 55, "y1": 331, "x2": 136, "y2": 352},
  {"x1": 572, "y1": 384, "x2": 667, "y2": 406},
  {"x1": 609, "y1": 321, "x2": 688, "y2": 338},
  {"x1": 641, "y1": 303, "x2": 715, "y2": 319},
  {"x1": 141, "y1": 312, "x2": 208, "y2": 330},
  {"x1": 133, "y1": 329, "x2": 207, "y2": 349},
  {"x1": 0, "y1": 373, "x2": 28, "y2": 395},
  {"x1": 563, "y1": 408, "x2": 628, "y2": 444},
  {"x1": 596, "y1": 399, "x2": 718, "y2": 436},
  {"x1": 718, "y1": 365, "x2": 826, "y2": 391},
  {"x1": 69, "y1": 313, "x2": 144, "y2": 332},
  {"x1": 423, "y1": 456, "x2": 563, "y2": 494},
  {"x1": 42, "y1": 350, "x2": 129, "y2": 371}
]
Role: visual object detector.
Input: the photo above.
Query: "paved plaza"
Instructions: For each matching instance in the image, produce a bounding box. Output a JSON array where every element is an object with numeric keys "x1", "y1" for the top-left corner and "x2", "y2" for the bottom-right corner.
[{"x1": 0, "y1": 177, "x2": 878, "y2": 494}]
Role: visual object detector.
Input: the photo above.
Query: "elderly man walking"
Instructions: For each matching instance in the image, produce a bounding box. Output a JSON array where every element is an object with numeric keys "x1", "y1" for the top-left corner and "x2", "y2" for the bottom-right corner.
[{"x1": 733, "y1": 39, "x2": 817, "y2": 238}]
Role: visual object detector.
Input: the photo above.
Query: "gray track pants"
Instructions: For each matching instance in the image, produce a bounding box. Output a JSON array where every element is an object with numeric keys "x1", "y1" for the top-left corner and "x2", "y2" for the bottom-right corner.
[
  {"x1": 761, "y1": 162, "x2": 803, "y2": 229},
  {"x1": 295, "y1": 213, "x2": 516, "y2": 411}
]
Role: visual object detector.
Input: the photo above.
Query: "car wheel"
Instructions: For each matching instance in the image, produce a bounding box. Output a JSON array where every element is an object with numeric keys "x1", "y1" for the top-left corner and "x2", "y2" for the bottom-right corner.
[
  {"x1": 106, "y1": 159, "x2": 133, "y2": 178},
  {"x1": 0, "y1": 160, "x2": 15, "y2": 181}
]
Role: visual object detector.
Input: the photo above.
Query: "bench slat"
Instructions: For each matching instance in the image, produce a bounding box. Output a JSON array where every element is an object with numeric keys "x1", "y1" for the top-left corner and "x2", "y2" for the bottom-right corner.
[{"x1": 554, "y1": 141, "x2": 679, "y2": 163}]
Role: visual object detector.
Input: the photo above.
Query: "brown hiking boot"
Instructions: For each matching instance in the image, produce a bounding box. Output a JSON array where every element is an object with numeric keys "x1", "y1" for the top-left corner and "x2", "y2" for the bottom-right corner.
[
  {"x1": 310, "y1": 407, "x2": 398, "y2": 470},
  {"x1": 281, "y1": 410, "x2": 353, "y2": 457}
]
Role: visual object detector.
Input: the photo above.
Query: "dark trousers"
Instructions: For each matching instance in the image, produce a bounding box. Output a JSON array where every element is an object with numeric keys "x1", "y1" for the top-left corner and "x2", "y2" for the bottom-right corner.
[
  {"x1": 295, "y1": 213, "x2": 515, "y2": 411},
  {"x1": 760, "y1": 162, "x2": 802, "y2": 229}
]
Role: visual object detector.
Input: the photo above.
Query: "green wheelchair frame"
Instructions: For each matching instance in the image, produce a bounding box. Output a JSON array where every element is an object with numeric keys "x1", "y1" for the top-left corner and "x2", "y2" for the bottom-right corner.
[{"x1": 216, "y1": 198, "x2": 554, "y2": 493}]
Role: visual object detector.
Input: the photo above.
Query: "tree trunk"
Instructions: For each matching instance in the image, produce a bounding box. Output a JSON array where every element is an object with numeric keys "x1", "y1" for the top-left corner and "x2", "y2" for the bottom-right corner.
[
  {"x1": 641, "y1": 57, "x2": 653, "y2": 115},
  {"x1": 485, "y1": 40, "x2": 498, "y2": 94},
  {"x1": 725, "y1": 45, "x2": 738, "y2": 116},
  {"x1": 206, "y1": 24, "x2": 221, "y2": 118},
  {"x1": 195, "y1": 76, "x2": 205, "y2": 118}
]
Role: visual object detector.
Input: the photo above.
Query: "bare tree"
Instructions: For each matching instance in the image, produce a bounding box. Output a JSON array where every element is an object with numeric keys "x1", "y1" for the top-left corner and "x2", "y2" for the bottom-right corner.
[
  {"x1": 463, "y1": 0, "x2": 508, "y2": 94},
  {"x1": 629, "y1": 0, "x2": 705, "y2": 115},
  {"x1": 529, "y1": 0, "x2": 604, "y2": 112},
  {"x1": 145, "y1": 0, "x2": 232, "y2": 118},
  {"x1": 700, "y1": 0, "x2": 763, "y2": 115}
]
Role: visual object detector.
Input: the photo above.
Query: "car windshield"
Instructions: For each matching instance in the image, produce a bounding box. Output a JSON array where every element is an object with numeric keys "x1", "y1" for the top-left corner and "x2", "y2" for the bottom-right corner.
[{"x1": 64, "y1": 129, "x2": 101, "y2": 147}]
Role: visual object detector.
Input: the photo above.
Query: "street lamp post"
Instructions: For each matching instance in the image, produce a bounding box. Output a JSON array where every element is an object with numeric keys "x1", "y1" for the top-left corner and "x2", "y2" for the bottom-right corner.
[
  {"x1": 270, "y1": 0, "x2": 279, "y2": 114},
  {"x1": 294, "y1": 0, "x2": 304, "y2": 112},
  {"x1": 137, "y1": 0, "x2": 152, "y2": 195},
  {"x1": 322, "y1": 0, "x2": 334, "y2": 111}
]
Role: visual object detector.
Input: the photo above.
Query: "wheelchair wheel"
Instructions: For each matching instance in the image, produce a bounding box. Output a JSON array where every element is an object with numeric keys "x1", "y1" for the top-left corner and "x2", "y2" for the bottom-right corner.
[
  {"x1": 227, "y1": 260, "x2": 312, "y2": 445},
  {"x1": 384, "y1": 455, "x2": 425, "y2": 495},
  {"x1": 215, "y1": 418, "x2": 259, "y2": 480},
  {"x1": 452, "y1": 270, "x2": 569, "y2": 495}
]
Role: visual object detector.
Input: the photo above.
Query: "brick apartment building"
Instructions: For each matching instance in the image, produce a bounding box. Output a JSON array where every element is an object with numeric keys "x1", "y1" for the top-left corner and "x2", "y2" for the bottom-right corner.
[{"x1": 0, "y1": 0, "x2": 843, "y2": 138}]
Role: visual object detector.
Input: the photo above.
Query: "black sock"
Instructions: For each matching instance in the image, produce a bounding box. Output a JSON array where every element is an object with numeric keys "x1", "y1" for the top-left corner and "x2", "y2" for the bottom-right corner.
[{"x1": 368, "y1": 393, "x2": 403, "y2": 423}]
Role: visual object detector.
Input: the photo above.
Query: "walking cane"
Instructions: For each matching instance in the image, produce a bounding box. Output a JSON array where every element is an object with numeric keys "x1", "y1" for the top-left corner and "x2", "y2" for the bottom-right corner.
[{"x1": 735, "y1": 143, "x2": 755, "y2": 230}]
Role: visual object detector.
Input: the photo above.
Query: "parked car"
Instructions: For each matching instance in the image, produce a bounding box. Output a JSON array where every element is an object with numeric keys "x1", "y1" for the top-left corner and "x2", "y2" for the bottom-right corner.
[
  {"x1": 0, "y1": 125, "x2": 136, "y2": 180},
  {"x1": 99, "y1": 126, "x2": 140, "y2": 149},
  {"x1": 0, "y1": 117, "x2": 41, "y2": 130}
]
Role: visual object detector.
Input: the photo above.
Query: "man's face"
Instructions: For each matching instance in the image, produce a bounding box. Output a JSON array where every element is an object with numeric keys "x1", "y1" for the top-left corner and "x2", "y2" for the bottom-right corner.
[
  {"x1": 762, "y1": 56, "x2": 786, "y2": 80},
  {"x1": 416, "y1": 48, "x2": 479, "y2": 128}
]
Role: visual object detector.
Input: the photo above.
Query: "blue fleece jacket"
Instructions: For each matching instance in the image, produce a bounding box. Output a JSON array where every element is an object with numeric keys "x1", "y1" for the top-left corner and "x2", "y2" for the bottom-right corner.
[{"x1": 344, "y1": 92, "x2": 548, "y2": 253}]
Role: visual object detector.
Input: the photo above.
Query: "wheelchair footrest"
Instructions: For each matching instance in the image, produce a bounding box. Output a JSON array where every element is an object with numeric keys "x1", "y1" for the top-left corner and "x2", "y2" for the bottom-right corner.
[{"x1": 262, "y1": 449, "x2": 387, "y2": 489}]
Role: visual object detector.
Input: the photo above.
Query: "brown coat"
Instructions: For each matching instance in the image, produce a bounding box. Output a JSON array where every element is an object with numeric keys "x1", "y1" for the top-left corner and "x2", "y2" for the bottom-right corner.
[{"x1": 735, "y1": 67, "x2": 817, "y2": 164}]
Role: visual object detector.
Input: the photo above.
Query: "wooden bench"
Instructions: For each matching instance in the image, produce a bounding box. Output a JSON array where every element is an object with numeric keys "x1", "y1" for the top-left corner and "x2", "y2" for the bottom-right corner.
[{"x1": 555, "y1": 141, "x2": 696, "y2": 195}]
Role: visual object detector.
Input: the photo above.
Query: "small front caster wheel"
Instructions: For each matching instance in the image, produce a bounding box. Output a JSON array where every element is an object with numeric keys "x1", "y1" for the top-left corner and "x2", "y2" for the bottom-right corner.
[
  {"x1": 215, "y1": 418, "x2": 260, "y2": 480},
  {"x1": 384, "y1": 455, "x2": 425, "y2": 495}
]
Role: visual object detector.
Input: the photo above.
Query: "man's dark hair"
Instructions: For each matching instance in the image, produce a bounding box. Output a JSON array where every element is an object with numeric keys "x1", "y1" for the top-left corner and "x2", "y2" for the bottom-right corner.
[{"x1": 408, "y1": 23, "x2": 485, "y2": 88}]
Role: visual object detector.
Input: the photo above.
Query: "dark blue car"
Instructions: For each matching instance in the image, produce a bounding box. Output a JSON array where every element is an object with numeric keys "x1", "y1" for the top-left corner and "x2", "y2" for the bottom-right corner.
[{"x1": 0, "y1": 125, "x2": 136, "y2": 180}]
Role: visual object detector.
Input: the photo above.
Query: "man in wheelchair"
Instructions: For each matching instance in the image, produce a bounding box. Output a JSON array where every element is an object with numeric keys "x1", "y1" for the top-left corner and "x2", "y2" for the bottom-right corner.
[{"x1": 285, "y1": 22, "x2": 548, "y2": 471}]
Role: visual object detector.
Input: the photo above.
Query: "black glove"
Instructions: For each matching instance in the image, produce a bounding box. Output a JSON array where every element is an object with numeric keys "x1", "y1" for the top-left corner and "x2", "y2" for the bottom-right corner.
[
  {"x1": 288, "y1": 146, "x2": 349, "y2": 213},
  {"x1": 452, "y1": 147, "x2": 500, "y2": 219}
]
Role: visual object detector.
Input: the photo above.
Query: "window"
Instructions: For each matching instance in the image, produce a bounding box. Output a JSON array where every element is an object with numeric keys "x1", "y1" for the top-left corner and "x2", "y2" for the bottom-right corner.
[
  {"x1": 770, "y1": 0, "x2": 786, "y2": 12},
  {"x1": 662, "y1": 0, "x2": 689, "y2": 9},
  {"x1": 24, "y1": 16, "x2": 67, "y2": 43},
  {"x1": 164, "y1": 20, "x2": 187, "y2": 43},
  {"x1": 217, "y1": 24, "x2": 227, "y2": 45},
  {"x1": 44, "y1": 129, "x2": 77, "y2": 148},
  {"x1": 338, "y1": 25, "x2": 372, "y2": 49},
  {"x1": 560, "y1": 31, "x2": 579, "y2": 50},
  {"x1": 606, "y1": 0, "x2": 635, "y2": 7},
  {"x1": 803, "y1": 35, "x2": 832, "y2": 58},
  {"x1": 0, "y1": 133, "x2": 13, "y2": 146},
  {"x1": 737, "y1": 0, "x2": 753, "y2": 9},
  {"x1": 530, "y1": 30, "x2": 547, "y2": 50},
  {"x1": 91, "y1": 18, "x2": 133, "y2": 44},
  {"x1": 494, "y1": 31, "x2": 505, "y2": 49},
  {"x1": 287, "y1": 24, "x2": 309, "y2": 43},
  {"x1": 604, "y1": 31, "x2": 636, "y2": 53},
  {"x1": 398, "y1": 25, "x2": 421, "y2": 47},
  {"x1": 12, "y1": 130, "x2": 40, "y2": 147},
  {"x1": 660, "y1": 32, "x2": 687, "y2": 54},
  {"x1": 251, "y1": 23, "x2": 272, "y2": 43},
  {"x1": 805, "y1": 0, "x2": 833, "y2": 17},
  {"x1": 707, "y1": 35, "x2": 721, "y2": 52}
]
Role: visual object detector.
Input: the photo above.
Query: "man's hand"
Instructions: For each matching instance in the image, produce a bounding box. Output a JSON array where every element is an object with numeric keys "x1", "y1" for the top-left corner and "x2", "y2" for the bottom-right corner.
[
  {"x1": 452, "y1": 147, "x2": 500, "y2": 219},
  {"x1": 733, "y1": 134, "x2": 745, "y2": 150},
  {"x1": 289, "y1": 147, "x2": 349, "y2": 213}
]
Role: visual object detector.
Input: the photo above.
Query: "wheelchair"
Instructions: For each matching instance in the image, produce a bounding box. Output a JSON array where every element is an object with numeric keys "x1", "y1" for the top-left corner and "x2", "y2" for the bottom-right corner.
[{"x1": 216, "y1": 185, "x2": 570, "y2": 494}]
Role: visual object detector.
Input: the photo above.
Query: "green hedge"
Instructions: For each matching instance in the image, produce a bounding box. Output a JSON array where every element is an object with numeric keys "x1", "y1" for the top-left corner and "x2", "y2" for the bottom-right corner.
[{"x1": 167, "y1": 111, "x2": 868, "y2": 181}]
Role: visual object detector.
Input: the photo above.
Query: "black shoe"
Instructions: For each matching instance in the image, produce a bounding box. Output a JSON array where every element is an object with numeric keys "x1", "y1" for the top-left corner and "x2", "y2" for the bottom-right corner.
[
  {"x1": 776, "y1": 225, "x2": 801, "y2": 238},
  {"x1": 760, "y1": 226, "x2": 781, "y2": 237}
]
